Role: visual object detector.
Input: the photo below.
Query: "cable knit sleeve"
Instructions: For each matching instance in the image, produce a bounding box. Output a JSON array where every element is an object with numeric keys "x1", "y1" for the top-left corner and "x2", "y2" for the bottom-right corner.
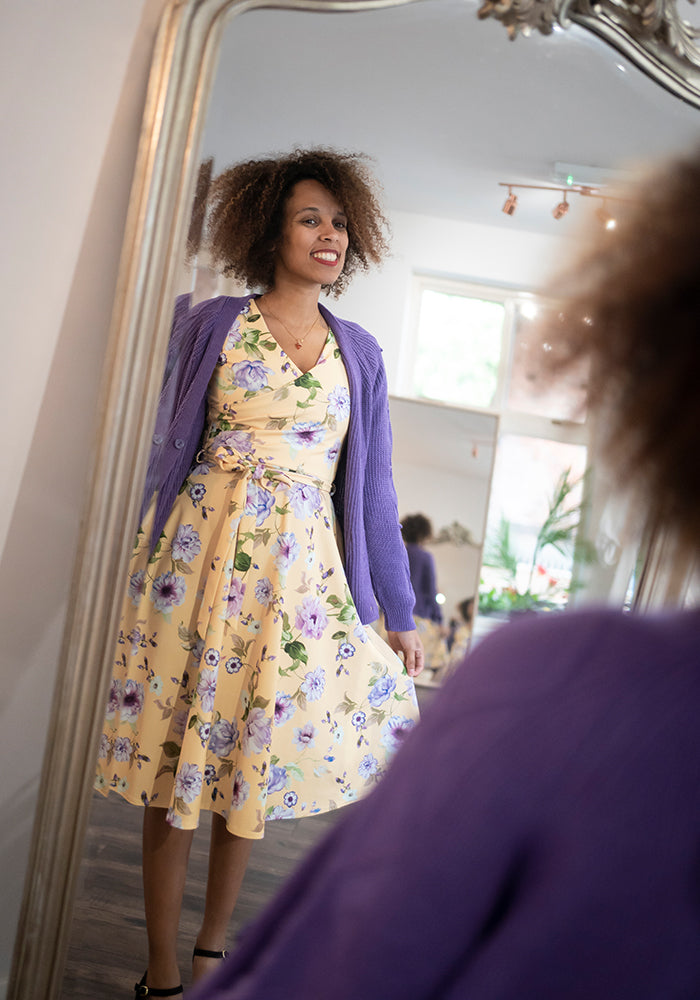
[{"x1": 363, "y1": 358, "x2": 416, "y2": 632}]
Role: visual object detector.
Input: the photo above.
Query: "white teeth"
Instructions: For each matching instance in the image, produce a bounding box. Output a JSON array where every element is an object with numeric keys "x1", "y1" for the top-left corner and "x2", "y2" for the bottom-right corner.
[{"x1": 313, "y1": 252, "x2": 338, "y2": 261}]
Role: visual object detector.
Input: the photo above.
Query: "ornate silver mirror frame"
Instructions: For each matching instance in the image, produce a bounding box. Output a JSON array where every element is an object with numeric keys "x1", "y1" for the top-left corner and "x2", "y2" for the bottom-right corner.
[
  {"x1": 8, "y1": 0, "x2": 700, "y2": 997},
  {"x1": 478, "y1": 0, "x2": 700, "y2": 108}
]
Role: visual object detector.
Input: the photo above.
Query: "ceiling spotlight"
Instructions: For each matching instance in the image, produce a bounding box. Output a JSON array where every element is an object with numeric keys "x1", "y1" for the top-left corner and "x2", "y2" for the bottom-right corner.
[
  {"x1": 597, "y1": 202, "x2": 617, "y2": 230},
  {"x1": 502, "y1": 188, "x2": 518, "y2": 216},
  {"x1": 552, "y1": 193, "x2": 569, "y2": 220}
]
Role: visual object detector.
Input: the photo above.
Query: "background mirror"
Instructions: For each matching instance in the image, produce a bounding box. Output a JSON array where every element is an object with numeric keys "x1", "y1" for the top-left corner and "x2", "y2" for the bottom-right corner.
[
  {"x1": 389, "y1": 396, "x2": 498, "y2": 680},
  {"x1": 48, "y1": 0, "x2": 700, "y2": 996}
]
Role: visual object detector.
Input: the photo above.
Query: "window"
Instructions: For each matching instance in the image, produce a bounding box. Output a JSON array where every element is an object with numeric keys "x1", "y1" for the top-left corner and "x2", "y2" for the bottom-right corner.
[{"x1": 403, "y1": 276, "x2": 590, "y2": 618}]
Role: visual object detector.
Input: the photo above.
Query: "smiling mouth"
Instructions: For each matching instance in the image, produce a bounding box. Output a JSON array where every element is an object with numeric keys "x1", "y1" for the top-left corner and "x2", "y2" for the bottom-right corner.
[{"x1": 312, "y1": 251, "x2": 340, "y2": 264}]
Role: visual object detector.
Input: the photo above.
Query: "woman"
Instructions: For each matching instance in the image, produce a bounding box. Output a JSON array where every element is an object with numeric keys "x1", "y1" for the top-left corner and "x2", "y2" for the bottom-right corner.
[
  {"x1": 95, "y1": 148, "x2": 423, "y2": 997},
  {"x1": 401, "y1": 513, "x2": 443, "y2": 625},
  {"x1": 188, "y1": 149, "x2": 700, "y2": 999},
  {"x1": 399, "y1": 513, "x2": 447, "y2": 678}
]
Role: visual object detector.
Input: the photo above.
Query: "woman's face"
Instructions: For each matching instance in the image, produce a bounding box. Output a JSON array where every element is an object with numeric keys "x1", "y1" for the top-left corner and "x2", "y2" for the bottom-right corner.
[{"x1": 273, "y1": 178, "x2": 349, "y2": 289}]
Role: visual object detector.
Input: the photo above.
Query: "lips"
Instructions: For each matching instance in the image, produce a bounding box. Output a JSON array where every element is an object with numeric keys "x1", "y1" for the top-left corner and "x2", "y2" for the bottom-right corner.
[{"x1": 312, "y1": 251, "x2": 340, "y2": 266}]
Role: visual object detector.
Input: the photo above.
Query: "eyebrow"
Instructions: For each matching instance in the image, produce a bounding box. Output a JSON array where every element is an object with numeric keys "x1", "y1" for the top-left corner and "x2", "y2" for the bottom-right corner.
[{"x1": 294, "y1": 206, "x2": 347, "y2": 218}]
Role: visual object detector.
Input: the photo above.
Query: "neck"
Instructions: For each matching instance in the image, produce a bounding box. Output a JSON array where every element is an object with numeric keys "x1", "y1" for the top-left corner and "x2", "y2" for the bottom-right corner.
[{"x1": 259, "y1": 278, "x2": 322, "y2": 323}]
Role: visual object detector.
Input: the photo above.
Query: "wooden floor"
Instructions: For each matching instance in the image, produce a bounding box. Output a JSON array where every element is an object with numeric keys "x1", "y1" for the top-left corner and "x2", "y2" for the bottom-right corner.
[
  {"x1": 61, "y1": 792, "x2": 342, "y2": 999},
  {"x1": 61, "y1": 686, "x2": 435, "y2": 998}
]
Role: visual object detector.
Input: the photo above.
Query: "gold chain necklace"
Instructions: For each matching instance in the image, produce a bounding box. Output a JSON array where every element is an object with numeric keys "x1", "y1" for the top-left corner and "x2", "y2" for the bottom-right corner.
[{"x1": 261, "y1": 303, "x2": 322, "y2": 350}]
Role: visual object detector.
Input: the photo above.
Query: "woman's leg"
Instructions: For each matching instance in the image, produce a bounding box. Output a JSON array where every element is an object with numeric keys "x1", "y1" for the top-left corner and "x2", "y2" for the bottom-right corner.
[
  {"x1": 192, "y1": 813, "x2": 253, "y2": 983},
  {"x1": 142, "y1": 806, "x2": 195, "y2": 989}
]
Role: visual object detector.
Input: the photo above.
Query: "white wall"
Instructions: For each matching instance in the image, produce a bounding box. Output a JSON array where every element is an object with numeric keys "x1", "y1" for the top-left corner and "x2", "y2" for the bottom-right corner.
[{"x1": 0, "y1": 1, "x2": 167, "y2": 992}]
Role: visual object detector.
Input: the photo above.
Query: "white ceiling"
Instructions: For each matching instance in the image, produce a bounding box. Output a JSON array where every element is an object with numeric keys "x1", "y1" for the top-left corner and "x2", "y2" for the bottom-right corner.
[{"x1": 202, "y1": 0, "x2": 700, "y2": 236}]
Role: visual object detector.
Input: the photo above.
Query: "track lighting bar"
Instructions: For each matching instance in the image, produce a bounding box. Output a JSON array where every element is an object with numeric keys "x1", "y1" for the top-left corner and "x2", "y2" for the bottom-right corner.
[{"x1": 498, "y1": 181, "x2": 627, "y2": 225}]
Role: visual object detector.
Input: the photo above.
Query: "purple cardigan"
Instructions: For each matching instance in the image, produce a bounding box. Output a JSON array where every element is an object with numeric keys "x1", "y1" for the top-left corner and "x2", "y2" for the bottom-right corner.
[
  {"x1": 141, "y1": 295, "x2": 415, "y2": 631},
  {"x1": 188, "y1": 606, "x2": 700, "y2": 999}
]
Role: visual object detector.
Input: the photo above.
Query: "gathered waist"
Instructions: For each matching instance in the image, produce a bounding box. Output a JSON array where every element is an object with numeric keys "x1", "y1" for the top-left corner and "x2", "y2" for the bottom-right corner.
[{"x1": 197, "y1": 444, "x2": 335, "y2": 495}]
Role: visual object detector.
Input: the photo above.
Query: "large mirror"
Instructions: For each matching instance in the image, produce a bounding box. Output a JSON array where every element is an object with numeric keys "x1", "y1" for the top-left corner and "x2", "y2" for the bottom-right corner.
[{"x1": 10, "y1": 0, "x2": 700, "y2": 997}]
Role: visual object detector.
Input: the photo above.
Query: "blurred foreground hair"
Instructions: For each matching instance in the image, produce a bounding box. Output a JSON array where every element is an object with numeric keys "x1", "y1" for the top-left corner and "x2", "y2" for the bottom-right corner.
[{"x1": 542, "y1": 147, "x2": 700, "y2": 548}]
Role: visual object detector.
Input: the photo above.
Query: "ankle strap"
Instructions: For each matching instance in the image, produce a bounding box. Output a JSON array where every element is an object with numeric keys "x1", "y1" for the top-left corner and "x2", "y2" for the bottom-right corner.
[{"x1": 193, "y1": 946, "x2": 228, "y2": 960}]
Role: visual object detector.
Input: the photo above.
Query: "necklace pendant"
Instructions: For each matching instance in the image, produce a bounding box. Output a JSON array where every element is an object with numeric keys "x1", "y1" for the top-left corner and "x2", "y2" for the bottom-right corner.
[{"x1": 295, "y1": 340, "x2": 302, "y2": 349}]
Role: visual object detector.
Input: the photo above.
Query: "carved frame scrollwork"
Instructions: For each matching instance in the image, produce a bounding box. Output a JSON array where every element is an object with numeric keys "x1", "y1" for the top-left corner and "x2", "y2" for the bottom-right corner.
[{"x1": 477, "y1": 0, "x2": 700, "y2": 109}]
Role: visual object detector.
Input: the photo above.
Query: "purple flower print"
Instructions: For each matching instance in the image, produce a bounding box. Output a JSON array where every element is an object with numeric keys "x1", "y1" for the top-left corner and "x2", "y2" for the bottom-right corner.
[
  {"x1": 231, "y1": 770, "x2": 250, "y2": 809},
  {"x1": 380, "y1": 715, "x2": 416, "y2": 754},
  {"x1": 326, "y1": 440, "x2": 341, "y2": 466},
  {"x1": 287, "y1": 483, "x2": 322, "y2": 519},
  {"x1": 241, "y1": 707, "x2": 271, "y2": 755},
  {"x1": 106, "y1": 678, "x2": 122, "y2": 720},
  {"x1": 98, "y1": 734, "x2": 110, "y2": 759},
  {"x1": 203, "y1": 648, "x2": 220, "y2": 667},
  {"x1": 208, "y1": 718, "x2": 239, "y2": 757},
  {"x1": 245, "y1": 482, "x2": 276, "y2": 526},
  {"x1": 300, "y1": 666, "x2": 326, "y2": 702},
  {"x1": 224, "y1": 317, "x2": 242, "y2": 348},
  {"x1": 196, "y1": 668, "x2": 217, "y2": 712},
  {"x1": 222, "y1": 577, "x2": 246, "y2": 619},
  {"x1": 151, "y1": 572, "x2": 186, "y2": 613},
  {"x1": 266, "y1": 805, "x2": 295, "y2": 821},
  {"x1": 191, "y1": 637, "x2": 205, "y2": 663},
  {"x1": 189, "y1": 482, "x2": 207, "y2": 505},
  {"x1": 271, "y1": 532, "x2": 300, "y2": 573},
  {"x1": 327, "y1": 385, "x2": 351, "y2": 420},
  {"x1": 293, "y1": 721, "x2": 316, "y2": 750},
  {"x1": 174, "y1": 761, "x2": 203, "y2": 804},
  {"x1": 211, "y1": 429, "x2": 253, "y2": 456},
  {"x1": 254, "y1": 577, "x2": 274, "y2": 607},
  {"x1": 113, "y1": 736, "x2": 134, "y2": 763},
  {"x1": 354, "y1": 623, "x2": 368, "y2": 643},
  {"x1": 351, "y1": 710, "x2": 366, "y2": 731},
  {"x1": 128, "y1": 569, "x2": 146, "y2": 606},
  {"x1": 358, "y1": 754, "x2": 379, "y2": 778},
  {"x1": 232, "y1": 359, "x2": 273, "y2": 392},
  {"x1": 283, "y1": 790, "x2": 298, "y2": 808},
  {"x1": 338, "y1": 641, "x2": 355, "y2": 659},
  {"x1": 294, "y1": 596, "x2": 329, "y2": 640},
  {"x1": 198, "y1": 721, "x2": 211, "y2": 746},
  {"x1": 120, "y1": 679, "x2": 144, "y2": 722},
  {"x1": 368, "y1": 675, "x2": 397, "y2": 708},
  {"x1": 283, "y1": 421, "x2": 326, "y2": 450},
  {"x1": 171, "y1": 524, "x2": 201, "y2": 563},
  {"x1": 267, "y1": 764, "x2": 288, "y2": 793},
  {"x1": 225, "y1": 656, "x2": 243, "y2": 674},
  {"x1": 204, "y1": 763, "x2": 217, "y2": 784},
  {"x1": 274, "y1": 692, "x2": 296, "y2": 726},
  {"x1": 126, "y1": 627, "x2": 145, "y2": 656}
]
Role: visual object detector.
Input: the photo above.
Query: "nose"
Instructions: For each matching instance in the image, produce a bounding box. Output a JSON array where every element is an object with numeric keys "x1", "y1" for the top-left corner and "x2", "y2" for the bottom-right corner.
[{"x1": 319, "y1": 222, "x2": 338, "y2": 241}]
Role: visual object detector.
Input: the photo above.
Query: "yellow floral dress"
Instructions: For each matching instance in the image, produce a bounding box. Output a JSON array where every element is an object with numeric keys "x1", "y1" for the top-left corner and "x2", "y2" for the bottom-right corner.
[{"x1": 95, "y1": 299, "x2": 419, "y2": 838}]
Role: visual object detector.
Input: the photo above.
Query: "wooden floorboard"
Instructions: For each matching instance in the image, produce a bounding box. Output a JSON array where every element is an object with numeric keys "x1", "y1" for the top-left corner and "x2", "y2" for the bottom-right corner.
[
  {"x1": 61, "y1": 687, "x2": 434, "y2": 998},
  {"x1": 61, "y1": 793, "x2": 341, "y2": 999}
]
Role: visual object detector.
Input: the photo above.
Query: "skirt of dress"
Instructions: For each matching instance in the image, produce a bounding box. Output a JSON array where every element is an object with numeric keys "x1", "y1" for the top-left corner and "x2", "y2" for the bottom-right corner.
[{"x1": 95, "y1": 301, "x2": 419, "y2": 838}]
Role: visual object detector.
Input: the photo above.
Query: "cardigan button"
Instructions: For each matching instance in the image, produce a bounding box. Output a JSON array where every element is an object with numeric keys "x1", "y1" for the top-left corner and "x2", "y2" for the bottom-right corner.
[
  {"x1": 152, "y1": 433, "x2": 163, "y2": 445},
  {"x1": 174, "y1": 438, "x2": 185, "y2": 449}
]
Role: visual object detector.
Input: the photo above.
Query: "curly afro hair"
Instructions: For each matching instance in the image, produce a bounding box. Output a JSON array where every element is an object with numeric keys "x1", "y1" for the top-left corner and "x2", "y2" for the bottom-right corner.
[
  {"x1": 401, "y1": 514, "x2": 433, "y2": 545},
  {"x1": 541, "y1": 146, "x2": 700, "y2": 548},
  {"x1": 204, "y1": 147, "x2": 391, "y2": 297}
]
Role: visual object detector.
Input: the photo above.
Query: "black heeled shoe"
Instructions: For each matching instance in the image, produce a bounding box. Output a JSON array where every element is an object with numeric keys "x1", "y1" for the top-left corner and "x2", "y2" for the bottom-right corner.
[
  {"x1": 193, "y1": 945, "x2": 229, "y2": 961},
  {"x1": 134, "y1": 972, "x2": 183, "y2": 997}
]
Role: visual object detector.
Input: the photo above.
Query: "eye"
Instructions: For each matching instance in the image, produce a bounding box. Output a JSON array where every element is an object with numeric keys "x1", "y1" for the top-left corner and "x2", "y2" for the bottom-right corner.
[
  {"x1": 334, "y1": 220, "x2": 347, "y2": 231},
  {"x1": 301, "y1": 217, "x2": 319, "y2": 226}
]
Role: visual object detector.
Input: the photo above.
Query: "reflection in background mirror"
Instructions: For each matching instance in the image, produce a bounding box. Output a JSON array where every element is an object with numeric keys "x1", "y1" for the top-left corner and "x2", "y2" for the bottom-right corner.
[{"x1": 8, "y1": 0, "x2": 700, "y2": 997}]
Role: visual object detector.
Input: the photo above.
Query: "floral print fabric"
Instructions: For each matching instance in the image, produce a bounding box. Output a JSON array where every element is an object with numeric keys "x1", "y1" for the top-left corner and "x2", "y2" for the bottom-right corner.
[{"x1": 96, "y1": 300, "x2": 419, "y2": 838}]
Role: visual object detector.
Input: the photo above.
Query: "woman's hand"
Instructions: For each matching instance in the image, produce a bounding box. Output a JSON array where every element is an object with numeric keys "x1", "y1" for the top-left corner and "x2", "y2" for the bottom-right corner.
[{"x1": 386, "y1": 629, "x2": 425, "y2": 678}]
